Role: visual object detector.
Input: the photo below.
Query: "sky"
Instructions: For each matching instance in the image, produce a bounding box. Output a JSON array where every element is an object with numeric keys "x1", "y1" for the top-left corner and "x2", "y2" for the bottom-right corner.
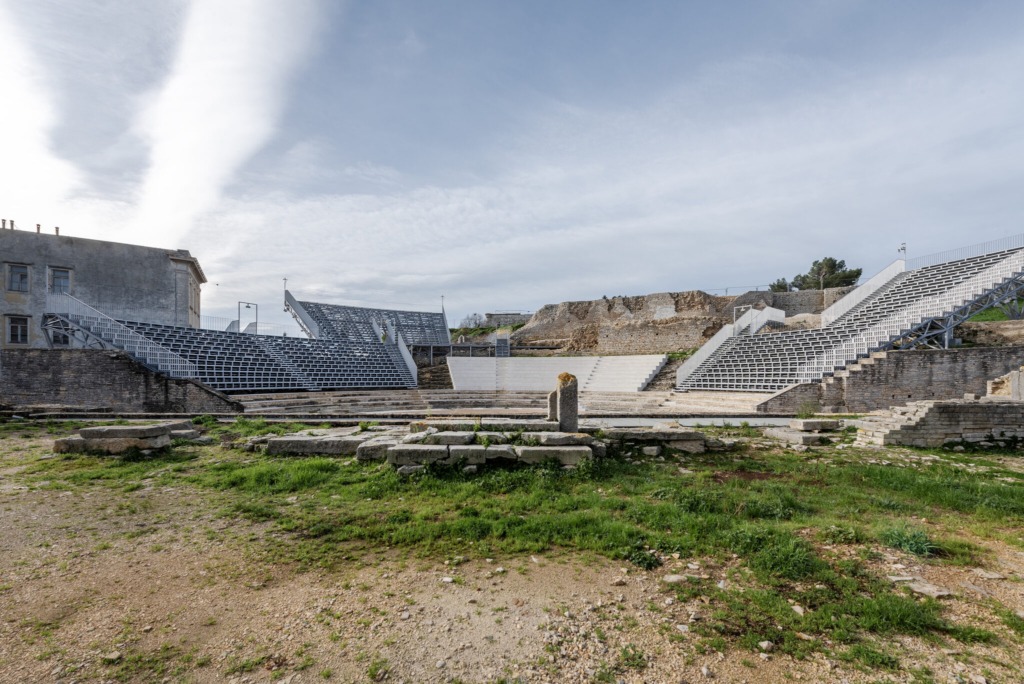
[{"x1": 3, "y1": 0, "x2": 1024, "y2": 330}]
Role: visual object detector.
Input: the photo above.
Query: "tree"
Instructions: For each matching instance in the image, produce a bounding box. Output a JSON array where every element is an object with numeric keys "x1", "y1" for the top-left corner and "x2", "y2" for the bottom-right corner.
[
  {"x1": 790, "y1": 258, "x2": 862, "y2": 291},
  {"x1": 459, "y1": 312, "x2": 485, "y2": 328},
  {"x1": 768, "y1": 278, "x2": 790, "y2": 293}
]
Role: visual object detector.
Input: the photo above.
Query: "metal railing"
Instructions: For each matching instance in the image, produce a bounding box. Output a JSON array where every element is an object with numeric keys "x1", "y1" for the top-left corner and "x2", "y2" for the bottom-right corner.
[
  {"x1": 45, "y1": 293, "x2": 197, "y2": 378},
  {"x1": 284, "y1": 290, "x2": 320, "y2": 338},
  {"x1": 677, "y1": 306, "x2": 785, "y2": 385},
  {"x1": 820, "y1": 259, "x2": 905, "y2": 327},
  {"x1": 797, "y1": 249, "x2": 1024, "y2": 382},
  {"x1": 907, "y1": 233, "x2": 1024, "y2": 270},
  {"x1": 200, "y1": 314, "x2": 300, "y2": 337}
]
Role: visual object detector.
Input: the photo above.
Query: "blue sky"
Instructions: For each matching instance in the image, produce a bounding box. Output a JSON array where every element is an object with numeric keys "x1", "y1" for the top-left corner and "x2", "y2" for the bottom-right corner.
[{"x1": 3, "y1": 1, "x2": 1024, "y2": 328}]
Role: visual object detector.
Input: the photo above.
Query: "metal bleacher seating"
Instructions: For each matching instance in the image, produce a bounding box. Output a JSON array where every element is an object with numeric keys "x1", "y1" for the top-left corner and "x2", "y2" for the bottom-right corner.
[
  {"x1": 677, "y1": 244, "x2": 1024, "y2": 392},
  {"x1": 119, "y1": 322, "x2": 415, "y2": 392},
  {"x1": 296, "y1": 300, "x2": 451, "y2": 346}
]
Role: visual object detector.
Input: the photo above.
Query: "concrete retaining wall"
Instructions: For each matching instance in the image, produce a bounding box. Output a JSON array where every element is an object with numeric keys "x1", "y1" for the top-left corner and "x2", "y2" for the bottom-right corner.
[{"x1": 0, "y1": 349, "x2": 241, "y2": 413}]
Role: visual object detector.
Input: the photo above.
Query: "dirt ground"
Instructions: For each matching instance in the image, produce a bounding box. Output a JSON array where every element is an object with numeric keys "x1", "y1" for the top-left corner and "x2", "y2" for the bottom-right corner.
[{"x1": 1, "y1": 432, "x2": 1023, "y2": 684}]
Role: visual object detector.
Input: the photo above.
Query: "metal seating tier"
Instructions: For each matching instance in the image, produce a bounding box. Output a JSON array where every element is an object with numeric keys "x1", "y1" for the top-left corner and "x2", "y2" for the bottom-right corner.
[
  {"x1": 297, "y1": 301, "x2": 450, "y2": 346},
  {"x1": 677, "y1": 247, "x2": 1024, "y2": 392}
]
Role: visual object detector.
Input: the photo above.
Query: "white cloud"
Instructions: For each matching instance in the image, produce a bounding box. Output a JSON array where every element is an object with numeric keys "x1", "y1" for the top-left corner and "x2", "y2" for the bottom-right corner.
[
  {"x1": 0, "y1": 2, "x2": 80, "y2": 225},
  {"x1": 130, "y1": 0, "x2": 324, "y2": 245}
]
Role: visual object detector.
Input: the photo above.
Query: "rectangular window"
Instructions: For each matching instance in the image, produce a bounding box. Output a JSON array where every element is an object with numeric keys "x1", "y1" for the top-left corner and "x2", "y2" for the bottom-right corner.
[
  {"x1": 50, "y1": 268, "x2": 70, "y2": 294},
  {"x1": 7, "y1": 264, "x2": 28, "y2": 292},
  {"x1": 7, "y1": 316, "x2": 28, "y2": 344},
  {"x1": 52, "y1": 331, "x2": 70, "y2": 346}
]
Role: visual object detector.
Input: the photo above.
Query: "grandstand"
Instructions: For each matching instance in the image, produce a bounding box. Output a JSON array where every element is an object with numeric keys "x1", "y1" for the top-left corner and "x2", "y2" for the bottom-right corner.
[
  {"x1": 677, "y1": 236, "x2": 1024, "y2": 392},
  {"x1": 285, "y1": 292, "x2": 450, "y2": 346},
  {"x1": 44, "y1": 294, "x2": 417, "y2": 392}
]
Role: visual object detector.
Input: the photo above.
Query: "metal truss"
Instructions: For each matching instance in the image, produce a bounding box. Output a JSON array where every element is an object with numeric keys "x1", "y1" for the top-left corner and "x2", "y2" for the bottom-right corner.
[
  {"x1": 880, "y1": 273, "x2": 1024, "y2": 351},
  {"x1": 41, "y1": 313, "x2": 110, "y2": 350}
]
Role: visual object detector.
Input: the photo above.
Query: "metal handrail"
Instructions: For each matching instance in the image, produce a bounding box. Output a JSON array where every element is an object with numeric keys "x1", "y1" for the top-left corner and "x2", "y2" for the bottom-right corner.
[
  {"x1": 45, "y1": 293, "x2": 197, "y2": 378},
  {"x1": 677, "y1": 306, "x2": 785, "y2": 385},
  {"x1": 907, "y1": 233, "x2": 1024, "y2": 270},
  {"x1": 284, "y1": 290, "x2": 320, "y2": 338},
  {"x1": 820, "y1": 259, "x2": 905, "y2": 327},
  {"x1": 796, "y1": 249, "x2": 1024, "y2": 381}
]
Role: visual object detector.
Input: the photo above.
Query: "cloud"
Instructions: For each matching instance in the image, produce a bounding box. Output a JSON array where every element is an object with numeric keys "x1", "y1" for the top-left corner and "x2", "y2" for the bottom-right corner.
[
  {"x1": 0, "y1": 2, "x2": 80, "y2": 225},
  {"x1": 130, "y1": 0, "x2": 324, "y2": 246}
]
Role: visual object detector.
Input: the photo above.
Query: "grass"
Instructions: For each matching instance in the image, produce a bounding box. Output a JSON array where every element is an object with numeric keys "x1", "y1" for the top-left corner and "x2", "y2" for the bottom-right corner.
[{"x1": 11, "y1": 423, "x2": 1024, "y2": 674}]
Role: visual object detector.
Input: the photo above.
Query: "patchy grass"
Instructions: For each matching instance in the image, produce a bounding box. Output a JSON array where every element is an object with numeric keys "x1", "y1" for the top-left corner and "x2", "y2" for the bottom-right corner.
[{"x1": 13, "y1": 421, "x2": 1024, "y2": 673}]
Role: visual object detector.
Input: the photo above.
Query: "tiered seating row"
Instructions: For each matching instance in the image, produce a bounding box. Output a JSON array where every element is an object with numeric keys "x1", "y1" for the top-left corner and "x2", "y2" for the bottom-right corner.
[
  {"x1": 678, "y1": 247, "x2": 1024, "y2": 392},
  {"x1": 297, "y1": 301, "x2": 450, "y2": 346},
  {"x1": 119, "y1": 322, "x2": 415, "y2": 392}
]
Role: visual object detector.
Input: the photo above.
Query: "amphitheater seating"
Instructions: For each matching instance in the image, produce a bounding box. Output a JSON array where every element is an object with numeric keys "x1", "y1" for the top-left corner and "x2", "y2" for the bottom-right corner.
[
  {"x1": 116, "y1": 321, "x2": 415, "y2": 392},
  {"x1": 677, "y1": 246, "x2": 1024, "y2": 392},
  {"x1": 295, "y1": 300, "x2": 451, "y2": 345},
  {"x1": 448, "y1": 355, "x2": 667, "y2": 392}
]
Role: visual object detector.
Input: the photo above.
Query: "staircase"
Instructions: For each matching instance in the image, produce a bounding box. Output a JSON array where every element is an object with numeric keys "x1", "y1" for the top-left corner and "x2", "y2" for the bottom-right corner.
[{"x1": 852, "y1": 402, "x2": 934, "y2": 446}]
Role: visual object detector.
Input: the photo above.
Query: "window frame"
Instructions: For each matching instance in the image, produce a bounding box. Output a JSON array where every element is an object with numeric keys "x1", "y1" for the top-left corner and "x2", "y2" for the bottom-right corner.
[
  {"x1": 6, "y1": 264, "x2": 29, "y2": 292},
  {"x1": 7, "y1": 316, "x2": 29, "y2": 345},
  {"x1": 49, "y1": 267, "x2": 71, "y2": 294}
]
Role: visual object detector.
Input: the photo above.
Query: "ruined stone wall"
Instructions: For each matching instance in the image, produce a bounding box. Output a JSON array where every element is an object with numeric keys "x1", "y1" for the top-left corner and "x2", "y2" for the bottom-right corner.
[
  {"x1": 513, "y1": 291, "x2": 733, "y2": 355},
  {"x1": 757, "y1": 347, "x2": 1024, "y2": 414},
  {"x1": 731, "y1": 286, "x2": 855, "y2": 317},
  {"x1": 0, "y1": 349, "x2": 241, "y2": 413}
]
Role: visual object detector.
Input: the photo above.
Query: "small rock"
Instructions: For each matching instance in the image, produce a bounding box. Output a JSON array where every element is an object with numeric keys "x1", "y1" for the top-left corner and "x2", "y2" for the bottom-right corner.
[
  {"x1": 791, "y1": 604, "x2": 805, "y2": 616},
  {"x1": 661, "y1": 574, "x2": 685, "y2": 585},
  {"x1": 701, "y1": 664, "x2": 712, "y2": 678},
  {"x1": 676, "y1": 624, "x2": 689, "y2": 634},
  {"x1": 758, "y1": 641, "x2": 775, "y2": 652},
  {"x1": 441, "y1": 577, "x2": 454, "y2": 584},
  {"x1": 101, "y1": 651, "x2": 122, "y2": 663},
  {"x1": 795, "y1": 632, "x2": 814, "y2": 641},
  {"x1": 968, "y1": 676, "x2": 988, "y2": 684},
  {"x1": 400, "y1": 611, "x2": 411, "y2": 620},
  {"x1": 436, "y1": 660, "x2": 446, "y2": 669},
  {"x1": 610, "y1": 577, "x2": 627, "y2": 586},
  {"x1": 142, "y1": 625, "x2": 153, "y2": 633},
  {"x1": 971, "y1": 568, "x2": 1005, "y2": 580},
  {"x1": 397, "y1": 465, "x2": 425, "y2": 477},
  {"x1": 462, "y1": 465, "x2": 477, "y2": 474},
  {"x1": 759, "y1": 652, "x2": 771, "y2": 661},
  {"x1": 908, "y1": 581, "x2": 952, "y2": 598}
]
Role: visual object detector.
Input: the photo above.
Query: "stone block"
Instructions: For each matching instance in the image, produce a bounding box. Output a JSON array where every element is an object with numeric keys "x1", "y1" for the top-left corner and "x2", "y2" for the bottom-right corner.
[
  {"x1": 788, "y1": 419, "x2": 840, "y2": 432},
  {"x1": 521, "y1": 432, "x2": 594, "y2": 446},
  {"x1": 78, "y1": 424, "x2": 172, "y2": 439},
  {"x1": 764, "y1": 428, "x2": 831, "y2": 446},
  {"x1": 514, "y1": 445, "x2": 592, "y2": 465},
  {"x1": 547, "y1": 391, "x2": 558, "y2": 421},
  {"x1": 266, "y1": 434, "x2": 367, "y2": 456},
  {"x1": 449, "y1": 444, "x2": 516, "y2": 464},
  {"x1": 170, "y1": 429, "x2": 202, "y2": 440},
  {"x1": 604, "y1": 428, "x2": 704, "y2": 443},
  {"x1": 668, "y1": 440, "x2": 705, "y2": 454},
  {"x1": 356, "y1": 437, "x2": 400, "y2": 461},
  {"x1": 424, "y1": 431, "x2": 477, "y2": 445},
  {"x1": 474, "y1": 432, "x2": 508, "y2": 444},
  {"x1": 54, "y1": 434, "x2": 171, "y2": 454},
  {"x1": 387, "y1": 444, "x2": 451, "y2": 465}
]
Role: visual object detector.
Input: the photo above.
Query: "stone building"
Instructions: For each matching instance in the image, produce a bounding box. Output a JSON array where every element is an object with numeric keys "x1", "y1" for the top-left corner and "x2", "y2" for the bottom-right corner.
[{"x1": 1, "y1": 225, "x2": 205, "y2": 350}]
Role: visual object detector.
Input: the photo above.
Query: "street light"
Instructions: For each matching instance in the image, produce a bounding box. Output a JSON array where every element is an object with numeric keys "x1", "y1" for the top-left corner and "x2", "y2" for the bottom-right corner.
[{"x1": 238, "y1": 301, "x2": 258, "y2": 334}]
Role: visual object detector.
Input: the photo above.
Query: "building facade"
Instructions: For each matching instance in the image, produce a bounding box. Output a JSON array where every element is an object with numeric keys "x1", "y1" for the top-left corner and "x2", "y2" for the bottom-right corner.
[{"x1": 1, "y1": 226, "x2": 205, "y2": 350}]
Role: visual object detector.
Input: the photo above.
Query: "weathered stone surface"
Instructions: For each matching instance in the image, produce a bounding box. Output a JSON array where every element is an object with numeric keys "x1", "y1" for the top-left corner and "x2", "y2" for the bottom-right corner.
[
  {"x1": 474, "y1": 431, "x2": 508, "y2": 444},
  {"x1": 908, "y1": 581, "x2": 952, "y2": 599},
  {"x1": 764, "y1": 427, "x2": 831, "y2": 446},
  {"x1": 387, "y1": 444, "x2": 451, "y2": 465},
  {"x1": 788, "y1": 419, "x2": 840, "y2": 432},
  {"x1": 423, "y1": 431, "x2": 476, "y2": 445},
  {"x1": 556, "y1": 373, "x2": 579, "y2": 433},
  {"x1": 668, "y1": 439, "x2": 705, "y2": 454},
  {"x1": 170, "y1": 429, "x2": 202, "y2": 440},
  {"x1": 449, "y1": 444, "x2": 516, "y2": 464},
  {"x1": 397, "y1": 465, "x2": 425, "y2": 476},
  {"x1": 521, "y1": 432, "x2": 594, "y2": 446},
  {"x1": 79, "y1": 424, "x2": 171, "y2": 439},
  {"x1": 266, "y1": 434, "x2": 367, "y2": 456},
  {"x1": 356, "y1": 436, "x2": 400, "y2": 461},
  {"x1": 547, "y1": 391, "x2": 558, "y2": 421},
  {"x1": 604, "y1": 428, "x2": 703, "y2": 443},
  {"x1": 514, "y1": 445, "x2": 592, "y2": 465},
  {"x1": 54, "y1": 434, "x2": 171, "y2": 454}
]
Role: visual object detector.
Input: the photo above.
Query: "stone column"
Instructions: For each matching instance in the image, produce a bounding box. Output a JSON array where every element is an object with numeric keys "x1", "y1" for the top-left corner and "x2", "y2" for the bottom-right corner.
[
  {"x1": 556, "y1": 372, "x2": 579, "y2": 433},
  {"x1": 546, "y1": 391, "x2": 558, "y2": 421}
]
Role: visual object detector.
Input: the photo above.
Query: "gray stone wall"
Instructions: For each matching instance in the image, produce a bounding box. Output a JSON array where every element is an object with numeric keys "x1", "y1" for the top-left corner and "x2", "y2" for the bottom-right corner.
[
  {"x1": 1, "y1": 228, "x2": 204, "y2": 349},
  {"x1": 731, "y1": 286, "x2": 855, "y2": 317},
  {"x1": 757, "y1": 347, "x2": 1024, "y2": 414},
  {"x1": 0, "y1": 349, "x2": 240, "y2": 413},
  {"x1": 484, "y1": 313, "x2": 532, "y2": 327},
  {"x1": 866, "y1": 399, "x2": 1024, "y2": 448}
]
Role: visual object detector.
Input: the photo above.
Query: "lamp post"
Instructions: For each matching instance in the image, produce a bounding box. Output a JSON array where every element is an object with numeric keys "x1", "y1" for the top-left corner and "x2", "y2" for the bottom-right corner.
[{"x1": 238, "y1": 301, "x2": 258, "y2": 334}]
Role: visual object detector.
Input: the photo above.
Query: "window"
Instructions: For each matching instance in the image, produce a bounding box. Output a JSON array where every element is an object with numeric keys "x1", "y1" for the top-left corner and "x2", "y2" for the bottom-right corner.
[
  {"x1": 50, "y1": 268, "x2": 70, "y2": 294},
  {"x1": 7, "y1": 317, "x2": 28, "y2": 344},
  {"x1": 52, "y1": 331, "x2": 70, "y2": 346},
  {"x1": 7, "y1": 264, "x2": 28, "y2": 292}
]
